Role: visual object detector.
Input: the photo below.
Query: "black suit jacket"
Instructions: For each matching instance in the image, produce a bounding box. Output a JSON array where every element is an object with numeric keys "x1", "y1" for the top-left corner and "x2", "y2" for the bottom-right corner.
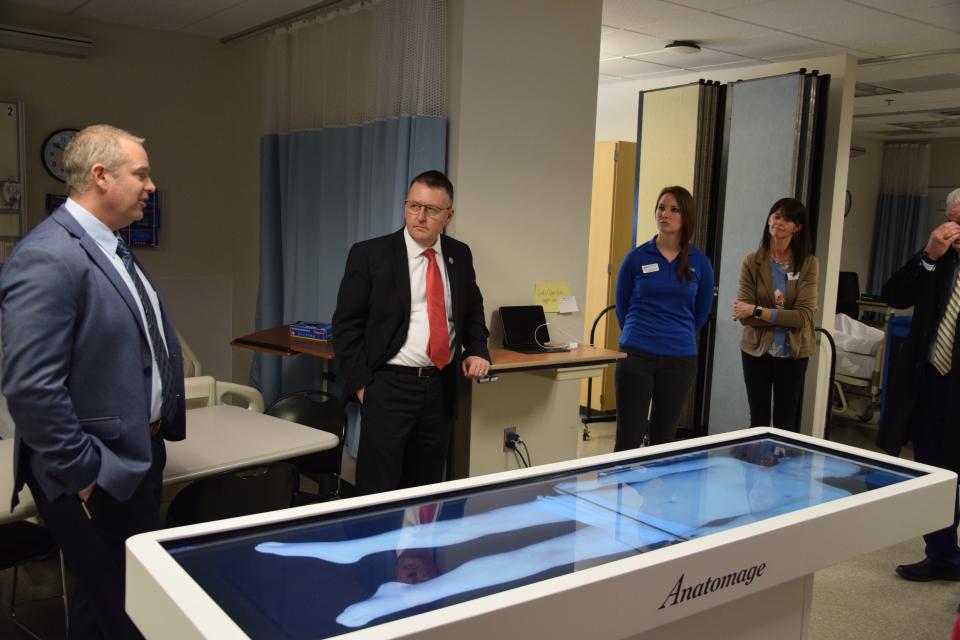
[
  {"x1": 332, "y1": 229, "x2": 490, "y2": 401},
  {"x1": 877, "y1": 247, "x2": 960, "y2": 472}
]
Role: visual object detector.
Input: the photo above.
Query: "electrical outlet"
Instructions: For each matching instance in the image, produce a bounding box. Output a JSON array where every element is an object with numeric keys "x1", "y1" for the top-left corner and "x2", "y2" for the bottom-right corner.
[{"x1": 503, "y1": 427, "x2": 517, "y2": 452}]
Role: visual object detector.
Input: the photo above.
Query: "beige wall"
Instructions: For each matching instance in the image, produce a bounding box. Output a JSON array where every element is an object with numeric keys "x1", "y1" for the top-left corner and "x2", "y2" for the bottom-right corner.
[
  {"x1": 0, "y1": 7, "x2": 265, "y2": 383},
  {"x1": 840, "y1": 136, "x2": 885, "y2": 292},
  {"x1": 447, "y1": 0, "x2": 603, "y2": 471},
  {"x1": 930, "y1": 138, "x2": 960, "y2": 187}
]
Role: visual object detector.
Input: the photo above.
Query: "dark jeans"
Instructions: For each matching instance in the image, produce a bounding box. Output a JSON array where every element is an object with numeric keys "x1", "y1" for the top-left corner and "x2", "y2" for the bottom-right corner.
[
  {"x1": 25, "y1": 436, "x2": 165, "y2": 640},
  {"x1": 356, "y1": 367, "x2": 455, "y2": 495},
  {"x1": 740, "y1": 352, "x2": 809, "y2": 431},
  {"x1": 910, "y1": 364, "x2": 960, "y2": 566},
  {"x1": 614, "y1": 348, "x2": 697, "y2": 449}
]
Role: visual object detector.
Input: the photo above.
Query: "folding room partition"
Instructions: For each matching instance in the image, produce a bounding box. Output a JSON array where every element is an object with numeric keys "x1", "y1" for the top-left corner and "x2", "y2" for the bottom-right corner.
[
  {"x1": 634, "y1": 80, "x2": 725, "y2": 436},
  {"x1": 707, "y1": 71, "x2": 829, "y2": 433},
  {"x1": 631, "y1": 71, "x2": 829, "y2": 436}
]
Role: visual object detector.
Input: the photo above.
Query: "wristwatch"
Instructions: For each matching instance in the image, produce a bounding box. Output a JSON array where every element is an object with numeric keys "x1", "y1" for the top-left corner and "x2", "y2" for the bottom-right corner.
[
  {"x1": 753, "y1": 306, "x2": 763, "y2": 318},
  {"x1": 920, "y1": 250, "x2": 936, "y2": 268}
]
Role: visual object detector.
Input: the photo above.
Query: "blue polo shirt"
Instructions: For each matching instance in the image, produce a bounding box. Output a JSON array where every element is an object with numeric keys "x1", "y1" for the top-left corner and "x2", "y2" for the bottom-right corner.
[{"x1": 615, "y1": 237, "x2": 715, "y2": 357}]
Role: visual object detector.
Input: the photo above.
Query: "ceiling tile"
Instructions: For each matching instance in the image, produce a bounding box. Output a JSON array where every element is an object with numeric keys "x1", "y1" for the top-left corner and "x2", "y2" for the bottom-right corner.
[
  {"x1": 629, "y1": 12, "x2": 774, "y2": 42},
  {"x1": 633, "y1": 46, "x2": 753, "y2": 67},
  {"x1": 599, "y1": 56, "x2": 682, "y2": 76},
  {"x1": 709, "y1": 32, "x2": 840, "y2": 59},
  {"x1": 878, "y1": 74, "x2": 960, "y2": 93},
  {"x1": 721, "y1": 0, "x2": 884, "y2": 33},
  {"x1": 602, "y1": 0, "x2": 707, "y2": 30},
  {"x1": 899, "y1": 3, "x2": 960, "y2": 30},
  {"x1": 0, "y1": 0, "x2": 88, "y2": 12},
  {"x1": 856, "y1": 87, "x2": 960, "y2": 110},
  {"x1": 859, "y1": 31, "x2": 960, "y2": 57},
  {"x1": 851, "y1": 0, "x2": 959, "y2": 13},
  {"x1": 600, "y1": 29, "x2": 669, "y2": 56},
  {"x1": 688, "y1": 58, "x2": 771, "y2": 72},
  {"x1": 913, "y1": 53, "x2": 960, "y2": 75},
  {"x1": 855, "y1": 60, "x2": 935, "y2": 83},
  {"x1": 75, "y1": 0, "x2": 242, "y2": 32},
  {"x1": 669, "y1": 0, "x2": 778, "y2": 10},
  {"x1": 180, "y1": 0, "x2": 322, "y2": 38},
  {"x1": 764, "y1": 47, "x2": 857, "y2": 61}
]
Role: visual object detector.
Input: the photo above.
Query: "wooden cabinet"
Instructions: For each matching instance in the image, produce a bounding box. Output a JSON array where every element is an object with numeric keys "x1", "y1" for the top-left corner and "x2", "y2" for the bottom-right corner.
[{"x1": 580, "y1": 141, "x2": 636, "y2": 412}]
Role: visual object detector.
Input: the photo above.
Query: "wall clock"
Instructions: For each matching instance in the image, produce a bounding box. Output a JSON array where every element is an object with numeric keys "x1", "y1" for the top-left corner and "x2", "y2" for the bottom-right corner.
[{"x1": 41, "y1": 128, "x2": 78, "y2": 182}]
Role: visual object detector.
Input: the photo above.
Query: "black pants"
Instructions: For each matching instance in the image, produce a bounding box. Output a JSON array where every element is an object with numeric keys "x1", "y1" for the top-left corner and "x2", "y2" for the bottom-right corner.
[
  {"x1": 909, "y1": 364, "x2": 960, "y2": 566},
  {"x1": 356, "y1": 367, "x2": 455, "y2": 495},
  {"x1": 614, "y1": 348, "x2": 697, "y2": 450},
  {"x1": 25, "y1": 436, "x2": 165, "y2": 640},
  {"x1": 740, "y1": 351, "x2": 809, "y2": 431}
]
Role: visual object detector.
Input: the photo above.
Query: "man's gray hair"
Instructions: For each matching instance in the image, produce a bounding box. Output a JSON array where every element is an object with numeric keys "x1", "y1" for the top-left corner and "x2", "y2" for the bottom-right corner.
[
  {"x1": 947, "y1": 188, "x2": 960, "y2": 211},
  {"x1": 64, "y1": 125, "x2": 145, "y2": 193}
]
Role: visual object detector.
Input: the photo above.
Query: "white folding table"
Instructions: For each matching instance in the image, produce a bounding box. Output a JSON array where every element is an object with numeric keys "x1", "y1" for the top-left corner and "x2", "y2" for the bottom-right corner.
[{"x1": 1, "y1": 404, "x2": 339, "y2": 524}]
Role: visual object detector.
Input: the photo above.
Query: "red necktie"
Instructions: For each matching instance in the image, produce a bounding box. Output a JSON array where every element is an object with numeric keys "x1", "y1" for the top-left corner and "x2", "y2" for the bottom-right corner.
[
  {"x1": 423, "y1": 248, "x2": 450, "y2": 370},
  {"x1": 418, "y1": 503, "x2": 438, "y2": 524}
]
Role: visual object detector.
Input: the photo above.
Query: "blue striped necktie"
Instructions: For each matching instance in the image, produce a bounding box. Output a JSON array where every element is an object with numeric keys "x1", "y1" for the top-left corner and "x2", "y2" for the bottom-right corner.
[
  {"x1": 116, "y1": 237, "x2": 175, "y2": 418},
  {"x1": 931, "y1": 269, "x2": 960, "y2": 376}
]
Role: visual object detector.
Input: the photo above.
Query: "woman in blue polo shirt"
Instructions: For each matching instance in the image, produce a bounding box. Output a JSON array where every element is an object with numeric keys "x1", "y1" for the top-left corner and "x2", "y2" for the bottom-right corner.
[{"x1": 614, "y1": 185, "x2": 715, "y2": 449}]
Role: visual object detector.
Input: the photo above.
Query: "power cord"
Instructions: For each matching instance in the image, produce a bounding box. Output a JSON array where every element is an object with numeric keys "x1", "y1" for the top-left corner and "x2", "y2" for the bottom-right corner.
[
  {"x1": 534, "y1": 322, "x2": 586, "y2": 350},
  {"x1": 518, "y1": 439, "x2": 532, "y2": 467},
  {"x1": 504, "y1": 431, "x2": 530, "y2": 468}
]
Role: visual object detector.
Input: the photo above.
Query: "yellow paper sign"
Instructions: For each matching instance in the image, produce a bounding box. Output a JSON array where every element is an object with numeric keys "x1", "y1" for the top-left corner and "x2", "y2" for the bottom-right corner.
[{"x1": 534, "y1": 281, "x2": 571, "y2": 313}]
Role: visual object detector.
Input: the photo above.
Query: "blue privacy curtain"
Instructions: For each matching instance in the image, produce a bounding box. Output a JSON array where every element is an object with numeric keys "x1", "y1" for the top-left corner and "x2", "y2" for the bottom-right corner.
[
  {"x1": 251, "y1": 0, "x2": 448, "y2": 404},
  {"x1": 868, "y1": 143, "x2": 931, "y2": 294}
]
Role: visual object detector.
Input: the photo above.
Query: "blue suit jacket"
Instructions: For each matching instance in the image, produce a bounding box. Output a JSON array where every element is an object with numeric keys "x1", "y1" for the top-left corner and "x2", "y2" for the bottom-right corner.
[{"x1": 0, "y1": 207, "x2": 185, "y2": 509}]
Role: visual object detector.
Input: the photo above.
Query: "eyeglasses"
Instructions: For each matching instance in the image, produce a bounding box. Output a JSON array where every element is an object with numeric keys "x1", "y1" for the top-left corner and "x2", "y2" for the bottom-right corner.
[{"x1": 404, "y1": 200, "x2": 450, "y2": 219}]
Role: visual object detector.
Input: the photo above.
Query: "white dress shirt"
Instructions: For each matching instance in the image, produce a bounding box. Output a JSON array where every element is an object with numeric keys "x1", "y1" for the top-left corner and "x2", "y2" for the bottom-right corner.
[
  {"x1": 388, "y1": 229, "x2": 456, "y2": 368},
  {"x1": 65, "y1": 198, "x2": 168, "y2": 422}
]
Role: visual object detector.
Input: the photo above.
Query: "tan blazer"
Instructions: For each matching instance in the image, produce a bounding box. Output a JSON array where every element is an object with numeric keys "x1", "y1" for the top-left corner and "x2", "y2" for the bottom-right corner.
[{"x1": 737, "y1": 250, "x2": 819, "y2": 358}]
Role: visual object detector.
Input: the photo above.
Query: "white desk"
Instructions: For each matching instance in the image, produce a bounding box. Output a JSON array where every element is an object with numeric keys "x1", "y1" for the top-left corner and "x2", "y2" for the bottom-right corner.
[{"x1": 1, "y1": 405, "x2": 338, "y2": 524}]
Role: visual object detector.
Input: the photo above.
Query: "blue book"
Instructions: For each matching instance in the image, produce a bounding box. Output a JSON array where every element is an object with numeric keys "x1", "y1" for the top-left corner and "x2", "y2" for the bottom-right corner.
[{"x1": 289, "y1": 321, "x2": 332, "y2": 341}]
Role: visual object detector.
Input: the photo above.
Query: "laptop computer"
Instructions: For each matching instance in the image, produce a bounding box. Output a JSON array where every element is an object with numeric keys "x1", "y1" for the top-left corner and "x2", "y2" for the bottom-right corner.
[{"x1": 499, "y1": 305, "x2": 570, "y2": 354}]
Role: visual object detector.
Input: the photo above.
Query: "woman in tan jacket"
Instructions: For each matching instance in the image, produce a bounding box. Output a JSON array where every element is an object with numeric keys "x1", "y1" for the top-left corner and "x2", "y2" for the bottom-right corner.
[{"x1": 732, "y1": 198, "x2": 818, "y2": 431}]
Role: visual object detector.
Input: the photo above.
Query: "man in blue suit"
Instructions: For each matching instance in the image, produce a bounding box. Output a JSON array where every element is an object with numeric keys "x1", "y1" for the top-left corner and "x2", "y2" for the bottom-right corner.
[{"x1": 1, "y1": 125, "x2": 185, "y2": 639}]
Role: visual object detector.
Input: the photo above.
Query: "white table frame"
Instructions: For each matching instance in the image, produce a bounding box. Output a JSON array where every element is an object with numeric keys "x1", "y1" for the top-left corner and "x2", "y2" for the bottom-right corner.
[{"x1": 125, "y1": 427, "x2": 956, "y2": 640}]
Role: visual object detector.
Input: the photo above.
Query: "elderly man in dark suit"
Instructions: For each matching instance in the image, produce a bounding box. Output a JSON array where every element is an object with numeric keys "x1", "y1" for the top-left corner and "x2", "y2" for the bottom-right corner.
[
  {"x1": 879, "y1": 187, "x2": 960, "y2": 582},
  {"x1": 333, "y1": 170, "x2": 490, "y2": 495},
  {"x1": 1, "y1": 125, "x2": 185, "y2": 638}
]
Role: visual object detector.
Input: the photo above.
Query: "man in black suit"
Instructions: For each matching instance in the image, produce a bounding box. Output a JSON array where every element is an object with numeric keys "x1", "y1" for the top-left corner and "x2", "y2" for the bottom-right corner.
[
  {"x1": 879, "y1": 187, "x2": 960, "y2": 582},
  {"x1": 333, "y1": 170, "x2": 490, "y2": 495}
]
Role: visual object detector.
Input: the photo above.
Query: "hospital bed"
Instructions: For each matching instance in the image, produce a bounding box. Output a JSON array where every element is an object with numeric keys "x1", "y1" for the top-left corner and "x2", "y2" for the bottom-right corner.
[{"x1": 831, "y1": 313, "x2": 885, "y2": 423}]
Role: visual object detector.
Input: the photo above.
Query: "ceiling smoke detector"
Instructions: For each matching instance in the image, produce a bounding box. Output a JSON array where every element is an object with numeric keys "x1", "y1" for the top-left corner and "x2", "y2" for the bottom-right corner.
[{"x1": 664, "y1": 40, "x2": 701, "y2": 54}]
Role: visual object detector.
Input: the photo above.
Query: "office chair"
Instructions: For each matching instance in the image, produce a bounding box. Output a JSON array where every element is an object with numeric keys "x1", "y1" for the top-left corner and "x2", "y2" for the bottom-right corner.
[
  {"x1": 265, "y1": 390, "x2": 346, "y2": 501},
  {"x1": 836, "y1": 271, "x2": 861, "y2": 320},
  {"x1": 0, "y1": 521, "x2": 67, "y2": 640},
  {"x1": 166, "y1": 462, "x2": 299, "y2": 527}
]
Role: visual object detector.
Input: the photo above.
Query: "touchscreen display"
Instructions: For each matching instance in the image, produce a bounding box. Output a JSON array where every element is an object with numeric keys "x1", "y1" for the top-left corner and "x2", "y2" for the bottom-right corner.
[{"x1": 165, "y1": 436, "x2": 919, "y2": 639}]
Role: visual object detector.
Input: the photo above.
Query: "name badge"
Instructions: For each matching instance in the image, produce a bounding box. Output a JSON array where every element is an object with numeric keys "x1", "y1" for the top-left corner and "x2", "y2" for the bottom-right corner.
[
  {"x1": 787, "y1": 272, "x2": 800, "y2": 281},
  {"x1": 642, "y1": 263, "x2": 660, "y2": 274}
]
